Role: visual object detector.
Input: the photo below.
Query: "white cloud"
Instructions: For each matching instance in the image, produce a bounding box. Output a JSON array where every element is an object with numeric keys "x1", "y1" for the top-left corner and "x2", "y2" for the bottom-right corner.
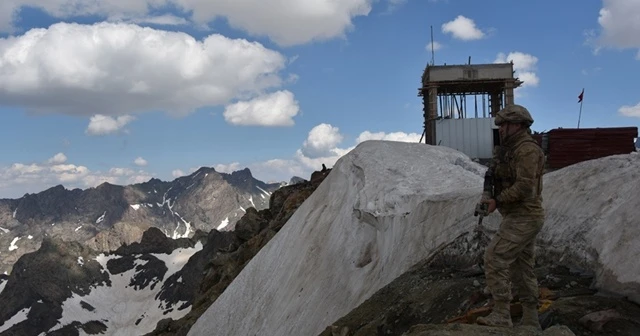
[
  {"x1": 592, "y1": 0, "x2": 640, "y2": 57},
  {"x1": 356, "y1": 131, "x2": 421, "y2": 143},
  {"x1": 441, "y1": 15, "x2": 485, "y2": 41},
  {"x1": 619, "y1": 102, "x2": 640, "y2": 118},
  {"x1": 86, "y1": 115, "x2": 135, "y2": 136},
  {"x1": 286, "y1": 74, "x2": 300, "y2": 84},
  {"x1": 243, "y1": 124, "x2": 421, "y2": 183},
  {"x1": 301, "y1": 123, "x2": 345, "y2": 158},
  {"x1": 494, "y1": 52, "x2": 540, "y2": 88},
  {"x1": 172, "y1": 169, "x2": 186, "y2": 178},
  {"x1": 0, "y1": 158, "x2": 154, "y2": 198},
  {"x1": 50, "y1": 164, "x2": 90, "y2": 182},
  {"x1": 109, "y1": 167, "x2": 135, "y2": 176},
  {"x1": 0, "y1": 22, "x2": 288, "y2": 120},
  {"x1": 174, "y1": 0, "x2": 373, "y2": 46},
  {"x1": 47, "y1": 152, "x2": 67, "y2": 164},
  {"x1": 383, "y1": 0, "x2": 408, "y2": 14},
  {"x1": 214, "y1": 162, "x2": 242, "y2": 173},
  {"x1": 247, "y1": 159, "x2": 308, "y2": 183},
  {"x1": 426, "y1": 41, "x2": 442, "y2": 51},
  {"x1": 127, "y1": 172, "x2": 155, "y2": 184},
  {"x1": 134, "y1": 157, "x2": 148, "y2": 166},
  {"x1": 223, "y1": 90, "x2": 300, "y2": 126},
  {"x1": 0, "y1": 0, "x2": 375, "y2": 47}
]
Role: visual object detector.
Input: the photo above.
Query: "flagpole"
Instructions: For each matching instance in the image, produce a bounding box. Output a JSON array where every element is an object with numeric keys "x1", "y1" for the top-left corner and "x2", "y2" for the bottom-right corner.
[
  {"x1": 577, "y1": 100, "x2": 583, "y2": 129},
  {"x1": 577, "y1": 88, "x2": 584, "y2": 129}
]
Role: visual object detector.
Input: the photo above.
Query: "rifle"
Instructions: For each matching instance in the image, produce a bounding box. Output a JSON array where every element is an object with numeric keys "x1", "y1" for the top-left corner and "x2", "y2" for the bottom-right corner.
[{"x1": 473, "y1": 167, "x2": 494, "y2": 227}]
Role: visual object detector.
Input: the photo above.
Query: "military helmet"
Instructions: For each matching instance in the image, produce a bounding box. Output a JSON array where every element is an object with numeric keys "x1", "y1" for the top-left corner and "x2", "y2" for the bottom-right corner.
[{"x1": 495, "y1": 104, "x2": 534, "y2": 127}]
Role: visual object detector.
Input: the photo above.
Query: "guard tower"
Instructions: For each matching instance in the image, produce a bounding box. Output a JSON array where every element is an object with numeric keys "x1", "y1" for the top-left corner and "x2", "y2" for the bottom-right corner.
[{"x1": 417, "y1": 61, "x2": 523, "y2": 160}]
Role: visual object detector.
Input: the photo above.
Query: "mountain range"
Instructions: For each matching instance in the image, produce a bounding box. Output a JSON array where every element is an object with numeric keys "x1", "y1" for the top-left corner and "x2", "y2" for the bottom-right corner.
[{"x1": 0, "y1": 167, "x2": 293, "y2": 275}]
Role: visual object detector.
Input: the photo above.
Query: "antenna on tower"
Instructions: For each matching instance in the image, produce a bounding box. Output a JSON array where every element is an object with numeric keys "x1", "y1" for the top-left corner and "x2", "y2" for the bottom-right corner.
[{"x1": 430, "y1": 25, "x2": 435, "y2": 65}]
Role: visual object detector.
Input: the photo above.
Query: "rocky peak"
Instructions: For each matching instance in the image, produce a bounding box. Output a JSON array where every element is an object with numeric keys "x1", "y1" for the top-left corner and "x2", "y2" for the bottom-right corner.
[
  {"x1": 220, "y1": 167, "x2": 255, "y2": 189},
  {"x1": 288, "y1": 176, "x2": 307, "y2": 185},
  {"x1": 114, "y1": 227, "x2": 206, "y2": 255}
]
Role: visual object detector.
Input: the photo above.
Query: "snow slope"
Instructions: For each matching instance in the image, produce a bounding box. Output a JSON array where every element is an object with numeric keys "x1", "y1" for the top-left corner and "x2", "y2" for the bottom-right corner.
[
  {"x1": 188, "y1": 140, "x2": 640, "y2": 336},
  {"x1": 538, "y1": 152, "x2": 640, "y2": 303},
  {"x1": 187, "y1": 140, "x2": 500, "y2": 336},
  {"x1": 0, "y1": 241, "x2": 203, "y2": 335}
]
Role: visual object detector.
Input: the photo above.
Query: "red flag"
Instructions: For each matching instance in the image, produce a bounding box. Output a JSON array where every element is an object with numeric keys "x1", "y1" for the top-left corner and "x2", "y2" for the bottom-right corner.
[{"x1": 578, "y1": 88, "x2": 584, "y2": 103}]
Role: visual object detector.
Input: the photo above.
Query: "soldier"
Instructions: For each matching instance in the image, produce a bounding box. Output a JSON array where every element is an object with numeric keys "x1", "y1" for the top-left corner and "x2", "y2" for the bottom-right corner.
[{"x1": 476, "y1": 104, "x2": 546, "y2": 331}]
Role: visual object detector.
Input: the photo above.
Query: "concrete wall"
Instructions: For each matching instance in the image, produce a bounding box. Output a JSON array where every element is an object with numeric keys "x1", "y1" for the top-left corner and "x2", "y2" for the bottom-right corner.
[
  {"x1": 435, "y1": 117, "x2": 496, "y2": 159},
  {"x1": 426, "y1": 64, "x2": 513, "y2": 82}
]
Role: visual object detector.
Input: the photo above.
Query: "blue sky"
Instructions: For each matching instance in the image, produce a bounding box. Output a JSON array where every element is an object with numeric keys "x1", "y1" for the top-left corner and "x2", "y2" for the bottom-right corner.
[{"x1": 0, "y1": 0, "x2": 639, "y2": 198}]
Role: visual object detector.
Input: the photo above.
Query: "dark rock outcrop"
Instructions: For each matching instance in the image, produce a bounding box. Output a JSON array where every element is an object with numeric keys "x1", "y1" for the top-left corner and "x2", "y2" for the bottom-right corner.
[
  {"x1": 318, "y1": 231, "x2": 640, "y2": 336},
  {"x1": 288, "y1": 176, "x2": 307, "y2": 185},
  {"x1": 0, "y1": 237, "x2": 108, "y2": 335}
]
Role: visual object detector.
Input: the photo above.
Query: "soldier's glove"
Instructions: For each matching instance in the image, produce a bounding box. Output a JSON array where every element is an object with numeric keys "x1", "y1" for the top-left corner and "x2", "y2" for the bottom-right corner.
[{"x1": 474, "y1": 202, "x2": 489, "y2": 218}]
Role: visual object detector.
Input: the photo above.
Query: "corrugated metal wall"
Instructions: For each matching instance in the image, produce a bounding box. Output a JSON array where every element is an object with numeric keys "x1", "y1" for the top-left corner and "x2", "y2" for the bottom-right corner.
[
  {"x1": 545, "y1": 127, "x2": 638, "y2": 169},
  {"x1": 435, "y1": 118, "x2": 496, "y2": 159}
]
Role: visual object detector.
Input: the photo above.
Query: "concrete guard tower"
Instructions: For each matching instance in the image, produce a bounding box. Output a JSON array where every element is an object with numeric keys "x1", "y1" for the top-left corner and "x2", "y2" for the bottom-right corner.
[{"x1": 417, "y1": 61, "x2": 523, "y2": 160}]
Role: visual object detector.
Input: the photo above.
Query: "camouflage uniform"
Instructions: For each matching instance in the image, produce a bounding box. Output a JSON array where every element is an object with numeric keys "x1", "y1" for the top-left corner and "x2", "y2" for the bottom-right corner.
[{"x1": 477, "y1": 105, "x2": 546, "y2": 330}]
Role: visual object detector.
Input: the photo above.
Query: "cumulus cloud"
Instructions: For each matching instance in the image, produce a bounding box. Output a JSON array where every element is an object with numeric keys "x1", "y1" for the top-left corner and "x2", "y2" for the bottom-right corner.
[
  {"x1": 441, "y1": 15, "x2": 485, "y2": 41},
  {"x1": 426, "y1": 41, "x2": 442, "y2": 51},
  {"x1": 382, "y1": 0, "x2": 408, "y2": 14},
  {"x1": 233, "y1": 124, "x2": 421, "y2": 183},
  {"x1": 223, "y1": 90, "x2": 300, "y2": 126},
  {"x1": 0, "y1": 155, "x2": 155, "y2": 198},
  {"x1": 300, "y1": 123, "x2": 344, "y2": 158},
  {"x1": 134, "y1": 157, "x2": 148, "y2": 166},
  {"x1": 0, "y1": 22, "x2": 288, "y2": 121},
  {"x1": 590, "y1": 0, "x2": 640, "y2": 57},
  {"x1": 47, "y1": 152, "x2": 67, "y2": 164},
  {"x1": 249, "y1": 159, "x2": 309, "y2": 183},
  {"x1": 86, "y1": 115, "x2": 135, "y2": 135},
  {"x1": 494, "y1": 52, "x2": 540, "y2": 88},
  {"x1": 172, "y1": 169, "x2": 186, "y2": 178},
  {"x1": 0, "y1": 0, "x2": 375, "y2": 46},
  {"x1": 214, "y1": 162, "x2": 242, "y2": 173},
  {"x1": 356, "y1": 131, "x2": 422, "y2": 143},
  {"x1": 619, "y1": 102, "x2": 640, "y2": 118}
]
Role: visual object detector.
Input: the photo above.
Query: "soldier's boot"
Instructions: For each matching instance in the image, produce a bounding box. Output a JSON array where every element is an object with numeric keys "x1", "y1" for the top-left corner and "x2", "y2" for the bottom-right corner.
[
  {"x1": 476, "y1": 301, "x2": 513, "y2": 327},
  {"x1": 519, "y1": 303, "x2": 542, "y2": 331}
]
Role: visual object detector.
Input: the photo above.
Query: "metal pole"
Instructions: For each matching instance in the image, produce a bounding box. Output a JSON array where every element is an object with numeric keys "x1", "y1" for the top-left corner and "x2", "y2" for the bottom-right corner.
[
  {"x1": 430, "y1": 25, "x2": 435, "y2": 65},
  {"x1": 577, "y1": 100, "x2": 583, "y2": 128}
]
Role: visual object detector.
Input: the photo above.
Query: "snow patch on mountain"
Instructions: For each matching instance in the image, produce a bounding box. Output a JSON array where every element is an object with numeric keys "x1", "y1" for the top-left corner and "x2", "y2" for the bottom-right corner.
[
  {"x1": 33, "y1": 241, "x2": 203, "y2": 335},
  {"x1": 8, "y1": 237, "x2": 20, "y2": 251},
  {"x1": 0, "y1": 307, "x2": 29, "y2": 334}
]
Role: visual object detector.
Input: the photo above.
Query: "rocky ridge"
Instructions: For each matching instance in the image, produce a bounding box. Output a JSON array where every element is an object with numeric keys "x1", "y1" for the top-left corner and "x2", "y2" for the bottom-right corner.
[
  {"x1": 319, "y1": 229, "x2": 640, "y2": 336},
  {"x1": 0, "y1": 167, "x2": 281, "y2": 274}
]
